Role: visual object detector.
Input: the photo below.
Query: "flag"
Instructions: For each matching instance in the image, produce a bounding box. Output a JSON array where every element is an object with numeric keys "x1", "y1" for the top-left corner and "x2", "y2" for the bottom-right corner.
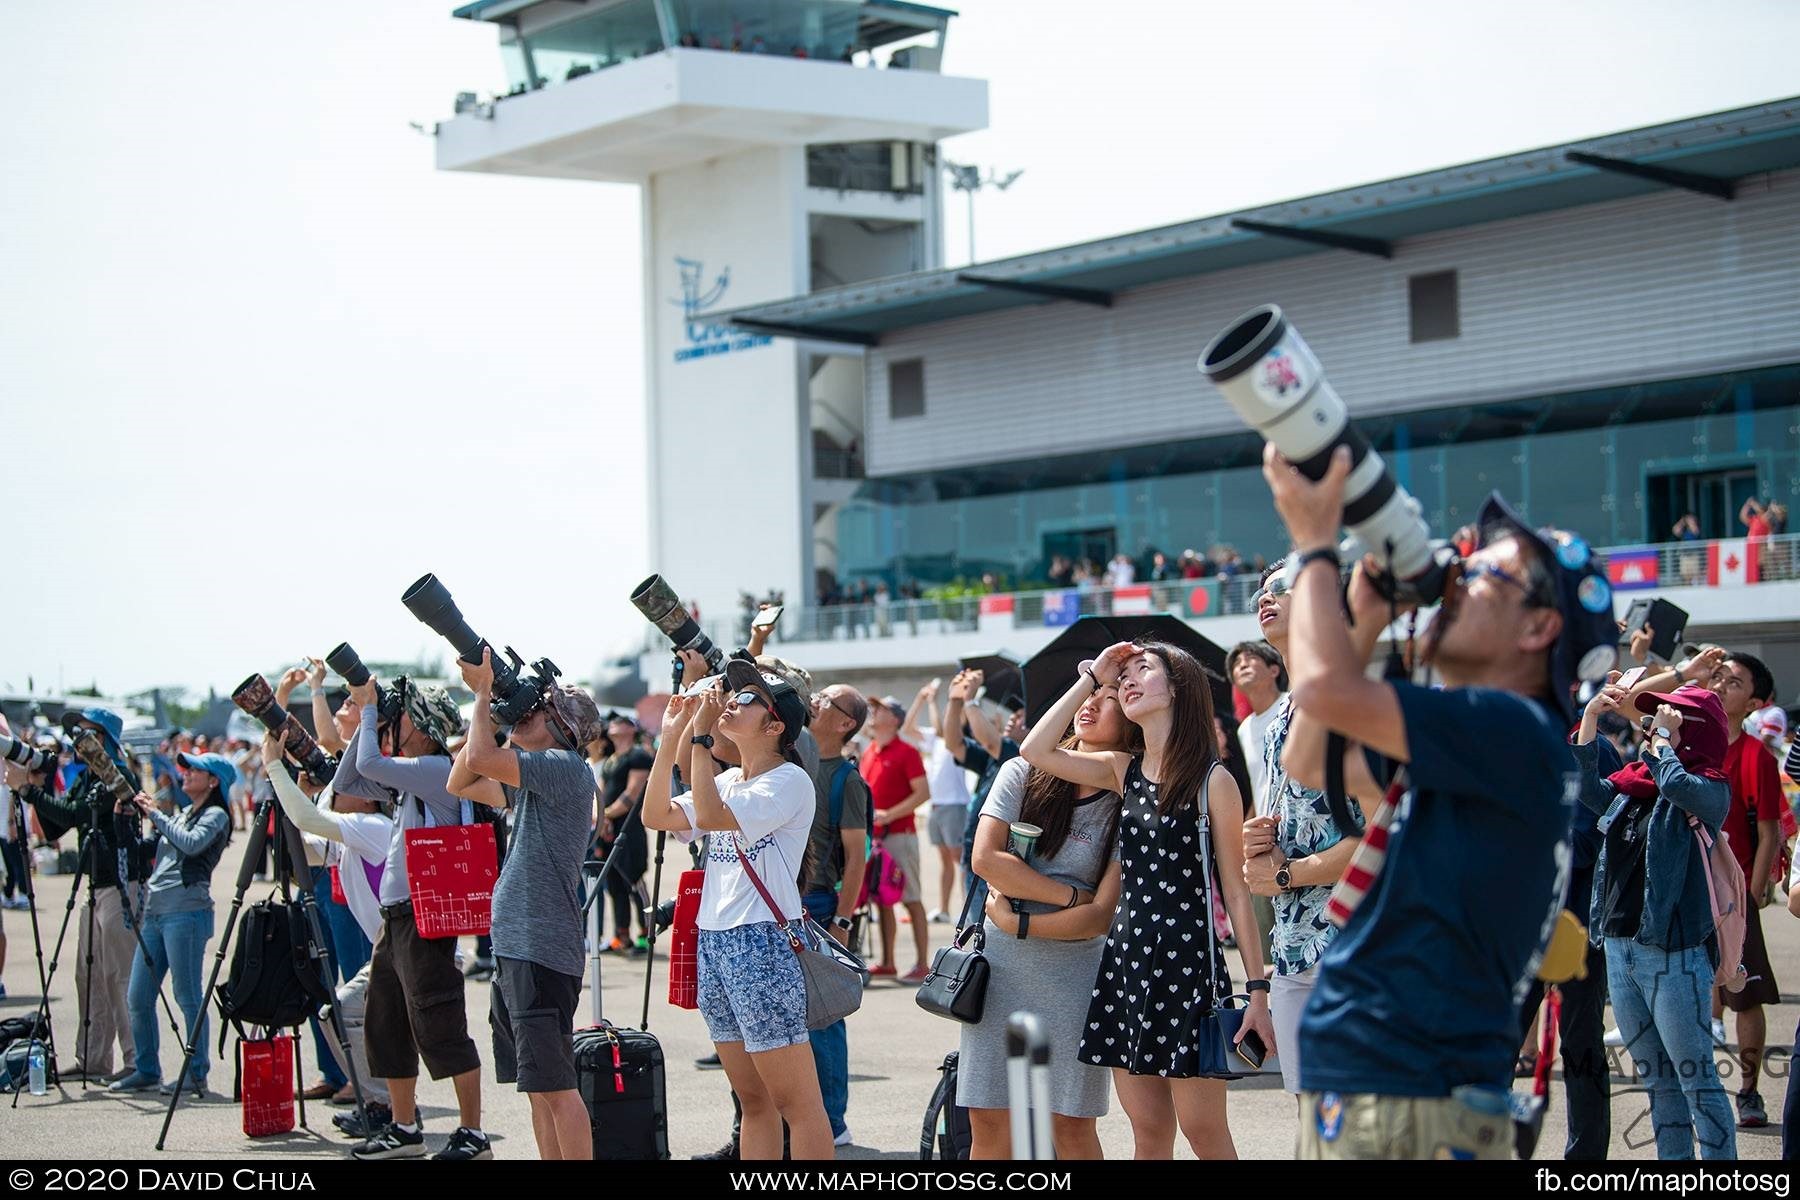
[
  {"x1": 1707, "y1": 539, "x2": 1758, "y2": 587},
  {"x1": 978, "y1": 593, "x2": 1014, "y2": 634},
  {"x1": 1606, "y1": 549, "x2": 1660, "y2": 592},
  {"x1": 1112, "y1": 585, "x2": 1153, "y2": 615},
  {"x1": 1042, "y1": 590, "x2": 1080, "y2": 627}
]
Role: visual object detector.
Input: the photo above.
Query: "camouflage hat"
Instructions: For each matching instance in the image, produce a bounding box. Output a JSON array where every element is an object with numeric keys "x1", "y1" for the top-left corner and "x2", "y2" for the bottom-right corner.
[
  {"x1": 405, "y1": 683, "x2": 465, "y2": 750},
  {"x1": 546, "y1": 684, "x2": 603, "y2": 750},
  {"x1": 755, "y1": 654, "x2": 814, "y2": 694}
]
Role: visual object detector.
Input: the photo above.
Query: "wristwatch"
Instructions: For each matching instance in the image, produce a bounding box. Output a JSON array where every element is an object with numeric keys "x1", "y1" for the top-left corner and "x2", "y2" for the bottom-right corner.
[
  {"x1": 831, "y1": 916, "x2": 853, "y2": 931},
  {"x1": 690, "y1": 734, "x2": 715, "y2": 750},
  {"x1": 1654, "y1": 726, "x2": 1674, "y2": 743},
  {"x1": 1274, "y1": 863, "x2": 1293, "y2": 891}
]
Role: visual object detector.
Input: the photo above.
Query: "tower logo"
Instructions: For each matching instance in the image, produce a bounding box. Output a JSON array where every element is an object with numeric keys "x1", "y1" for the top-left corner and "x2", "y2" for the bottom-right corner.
[{"x1": 672, "y1": 257, "x2": 772, "y2": 363}]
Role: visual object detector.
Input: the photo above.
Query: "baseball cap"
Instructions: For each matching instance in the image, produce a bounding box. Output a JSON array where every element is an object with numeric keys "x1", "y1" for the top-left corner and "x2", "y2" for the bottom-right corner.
[
  {"x1": 1476, "y1": 493, "x2": 1618, "y2": 724},
  {"x1": 177, "y1": 751, "x2": 240, "y2": 797},
  {"x1": 1745, "y1": 704, "x2": 1789, "y2": 745},
  {"x1": 877, "y1": 695, "x2": 907, "y2": 722},
  {"x1": 723, "y1": 659, "x2": 810, "y2": 751}
]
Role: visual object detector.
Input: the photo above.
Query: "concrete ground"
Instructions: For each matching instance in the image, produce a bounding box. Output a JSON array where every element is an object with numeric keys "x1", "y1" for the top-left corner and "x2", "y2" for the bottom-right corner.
[{"x1": 0, "y1": 845, "x2": 1792, "y2": 1161}]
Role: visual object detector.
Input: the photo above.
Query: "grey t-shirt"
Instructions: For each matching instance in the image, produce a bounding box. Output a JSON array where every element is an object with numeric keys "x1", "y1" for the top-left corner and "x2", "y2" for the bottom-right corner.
[
  {"x1": 979, "y1": 758, "x2": 1119, "y2": 916},
  {"x1": 803, "y1": 754, "x2": 870, "y2": 894},
  {"x1": 143, "y1": 804, "x2": 231, "y2": 918},
  {"x1": 492, "y1": 748, "x2": 597, "y2": 979}
]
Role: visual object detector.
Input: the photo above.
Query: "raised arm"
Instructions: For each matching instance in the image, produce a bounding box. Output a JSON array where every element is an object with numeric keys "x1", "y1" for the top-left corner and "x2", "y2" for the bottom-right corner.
[
  {"x1": 900, "y1": 682, "x2": 935, "y2": 747},
  {"x1": 643, "y1": 696, "x2": 697, "y2": 832},
  {"x1": 306, "y1": 658, "x2": 347, "y2": 754},
  {"x1": 962, "y1": 699, "x2": 1004, "y2": 762},
  {"x1": 263, "y1": 736, "x2": 349, "y2": 844},
  {"x1": 457, "y1": 649, "x2": 521, "y2": 792},
  {"x1": 1019, "y1": 646, "x2": 1132, "y2": 795},
  {"x1": 351, "y1": 705, "x2": 454, "y2": 795}
]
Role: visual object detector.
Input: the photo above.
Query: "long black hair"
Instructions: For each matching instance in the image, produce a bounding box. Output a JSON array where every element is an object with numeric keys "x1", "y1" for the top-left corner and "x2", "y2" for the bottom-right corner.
[
  {"x1": 182, "y1": 771, "x2": 234, "y2": 847},
  {"x1": 1019, "y1": 723, "x2": 1142, "y2": 861},
  {"x1": 1133, "y1": 641, "x2": 1221, "y2": 818}
]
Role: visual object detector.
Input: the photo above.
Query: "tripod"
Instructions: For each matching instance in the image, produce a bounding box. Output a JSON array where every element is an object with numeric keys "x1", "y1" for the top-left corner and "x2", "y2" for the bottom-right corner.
[
  {"x1": 579, "y1": 801, "x2": 667, "y2": 1031},
  {"x1": 155, "y1": 790, "x2": 370, "y2": 1149},
  {"x1": 12, "y1": 795, "x2": 182, "y2": 1104}
]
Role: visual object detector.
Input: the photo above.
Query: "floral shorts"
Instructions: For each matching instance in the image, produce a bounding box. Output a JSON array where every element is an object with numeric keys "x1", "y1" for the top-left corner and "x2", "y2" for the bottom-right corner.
[{"x1": 697, "y1": 922, "x2": 810, "y2": 1054}]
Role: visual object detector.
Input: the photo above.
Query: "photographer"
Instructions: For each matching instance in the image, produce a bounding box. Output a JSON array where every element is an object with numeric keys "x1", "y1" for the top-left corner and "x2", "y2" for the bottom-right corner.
[
  {"x1": 1576, "y1": 679, "x2": 1735, "y2": 1159},
  {"x1": 18, "y1": 707, "x2": 143, "y2": 1082},
  {"x1": 448, "y1": 649, "x2": 601, "y2": 1162},
  {"x1": 107, "y1": 753, "x2": 234, "y2": 1096},
  {"x1": 643, "y1": 663, "x2": 834, "y2": 1161},
  {"x1": 263, "y1": 733, "x2": 396, "y2": 1134},
  {"x1": 1263, "y1": 447, "x2": 1612, "y2": 1160},
  {"x1": 331, "y1": 678, "x2": 487, "y2": 1162}
]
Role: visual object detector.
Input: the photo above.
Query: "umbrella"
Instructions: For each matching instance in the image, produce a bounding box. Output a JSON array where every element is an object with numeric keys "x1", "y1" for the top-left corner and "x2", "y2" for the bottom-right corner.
[
  {"x1": 957, "y1": 653, "x2": 1026, "y2": 713},
  {"x1": 1022, "y1": 614, "x2": 1229, "y2": 728}
]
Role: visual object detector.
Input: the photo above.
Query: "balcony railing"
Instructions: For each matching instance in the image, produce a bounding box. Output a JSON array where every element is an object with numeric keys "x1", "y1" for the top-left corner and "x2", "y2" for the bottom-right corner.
[{"x1": 649, "y1": 532, "x2": 1800, "y2": 657}]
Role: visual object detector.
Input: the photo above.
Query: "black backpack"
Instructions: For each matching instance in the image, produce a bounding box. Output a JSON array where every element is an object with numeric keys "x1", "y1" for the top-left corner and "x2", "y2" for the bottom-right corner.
[
  {"x1": 0, "y1": 1014, "x2": 52, "y2": 1093},
  {"x1": 215, "y1": 899, "x2": 332, "y2": 1037},
  {"x1": 918, "y1": 1051, "x2": 972, "y2": 1160}
]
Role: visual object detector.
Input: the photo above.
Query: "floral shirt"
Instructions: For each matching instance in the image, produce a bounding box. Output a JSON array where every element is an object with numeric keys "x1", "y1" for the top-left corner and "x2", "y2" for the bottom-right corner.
[{"x1": 1263, "y1": 696, "x2": 1365, "y2": 975}]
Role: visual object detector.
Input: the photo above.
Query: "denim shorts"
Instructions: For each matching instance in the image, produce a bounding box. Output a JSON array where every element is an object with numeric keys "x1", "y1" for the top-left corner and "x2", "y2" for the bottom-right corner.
[{"x1": 696, "y1": 922, "x2": 809, "y2": 1054}]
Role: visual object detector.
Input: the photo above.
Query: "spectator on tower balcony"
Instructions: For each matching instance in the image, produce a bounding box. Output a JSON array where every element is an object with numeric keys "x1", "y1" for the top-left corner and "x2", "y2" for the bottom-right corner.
[
  {"x1": 1107, "y1": 555, "x2": 1136, "y2": 588},
  {"x1": 1149, "y1": 551, "x2": 1172, "y2": 582}
]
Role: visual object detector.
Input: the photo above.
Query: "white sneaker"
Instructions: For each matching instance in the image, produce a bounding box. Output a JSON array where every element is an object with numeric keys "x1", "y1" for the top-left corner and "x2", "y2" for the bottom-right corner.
[
  {"x1": 927, "y1": 910, "x2": 950, "y2": 924},
  {"x1": 833, "y1": 1127, "x2": 854, "y2": 1147},
  {"x1": 1603, "y1": 1026, "x2": 1625, "y2": 1048},
  {"x1": 1712, "y1": 1018, "x2": 1730, "y2": 1048}
]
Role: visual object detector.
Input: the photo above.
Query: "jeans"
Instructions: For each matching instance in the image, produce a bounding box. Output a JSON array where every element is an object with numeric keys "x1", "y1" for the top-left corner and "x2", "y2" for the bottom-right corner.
[
  {"x1": 802, "y1": 889, "x2": 849, "y2": 1137},
  {"x1": 308, "y1": 866, "x2": 348, "y2": 1089},
  {"x1": 1520, "y1": 907, "x2": 1610, "y2": 1159},
  {"x1": 1605, "y1": 937, "x2": 1737, "y2": 1160},
  {"x1": 127, "y1": 907, "x2": 214, "y2": 1083},
  {"x1": 1784, "y1": 1014, "x2": 1800, "y2": 1160}
]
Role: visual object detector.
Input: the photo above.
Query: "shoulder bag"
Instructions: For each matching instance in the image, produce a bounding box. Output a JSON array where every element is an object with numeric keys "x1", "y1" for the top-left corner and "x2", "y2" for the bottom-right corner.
[
  {"x1": 915, "y1": 874, "x2": 990, "y2": 1024},
  {"x1": 736, "y1": 833, "x2": 867, "y2": 1030}
]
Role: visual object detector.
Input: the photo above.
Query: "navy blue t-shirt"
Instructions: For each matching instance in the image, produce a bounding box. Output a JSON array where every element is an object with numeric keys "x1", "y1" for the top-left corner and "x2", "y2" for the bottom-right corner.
[{"x1": 1298, "y1": 682, "x2": 1578, "y2": 1097}]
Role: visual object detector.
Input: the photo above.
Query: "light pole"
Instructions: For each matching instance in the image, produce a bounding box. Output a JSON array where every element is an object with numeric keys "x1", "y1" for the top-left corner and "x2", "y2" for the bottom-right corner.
[{"x1": 943, "y1": 160, "x2": 1024, "y2": 264}]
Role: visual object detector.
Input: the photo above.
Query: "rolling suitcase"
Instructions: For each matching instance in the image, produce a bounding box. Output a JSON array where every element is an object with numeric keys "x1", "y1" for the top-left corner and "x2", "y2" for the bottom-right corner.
[{"x1": 574, "y1": 849, "x2": 671, "y2": 1159}]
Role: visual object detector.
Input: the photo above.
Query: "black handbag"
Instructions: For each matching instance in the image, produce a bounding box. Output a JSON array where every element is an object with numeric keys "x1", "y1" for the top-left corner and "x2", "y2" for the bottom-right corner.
[{"x1": 915, "y1": 883, "x2": 990, "y2": 1024}]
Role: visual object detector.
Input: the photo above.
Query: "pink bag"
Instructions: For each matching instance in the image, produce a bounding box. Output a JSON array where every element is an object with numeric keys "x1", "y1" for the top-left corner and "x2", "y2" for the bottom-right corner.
[
  {"x1": 858, "y1": 840, "x2": 906, "y2": 908},
  {"x1": 1691, "y1": 817, "x2": 1748, "y2": 993}
]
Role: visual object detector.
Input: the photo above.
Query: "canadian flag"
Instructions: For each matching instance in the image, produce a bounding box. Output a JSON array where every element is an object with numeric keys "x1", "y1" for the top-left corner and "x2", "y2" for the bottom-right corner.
[{"x1": 1707, "y1": 539, "x2": 1760, "y2": 587}]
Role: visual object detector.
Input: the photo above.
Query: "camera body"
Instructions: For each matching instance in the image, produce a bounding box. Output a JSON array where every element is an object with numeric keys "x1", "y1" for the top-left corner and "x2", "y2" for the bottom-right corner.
[
  {"x1": 401, "y1": 573, "x2": 560, "y2": 728},
  {"x1": 0, "y1": 731, "x2": 56, "y2": 775}
]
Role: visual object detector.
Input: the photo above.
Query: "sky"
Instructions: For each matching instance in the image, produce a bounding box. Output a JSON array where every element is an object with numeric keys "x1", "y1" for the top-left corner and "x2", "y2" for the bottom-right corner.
[{"x1": 2, "y1": 0, "x2": 1797, "y2": 699}]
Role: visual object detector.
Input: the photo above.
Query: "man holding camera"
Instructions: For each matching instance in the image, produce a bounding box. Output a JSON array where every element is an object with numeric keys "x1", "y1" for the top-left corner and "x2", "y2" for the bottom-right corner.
[
  {"x1": 450, "y1": 648, "x2": 602, "y2": 1161},
  {"x1": 1264, "y1": 447, "x2": 1613, "y2": 1160},
  {"x1": 332, "y1": 679, "x2": 488, "y2": 1161},
  {"x1": 19, "y1": 707, "x2": 144, "y2": 1083}
]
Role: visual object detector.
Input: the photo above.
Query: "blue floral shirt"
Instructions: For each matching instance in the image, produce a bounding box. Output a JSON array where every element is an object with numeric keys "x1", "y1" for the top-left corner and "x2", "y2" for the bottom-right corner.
[{"x1": 1263, "y1": 696, "x2": 1364, "y2": 975}]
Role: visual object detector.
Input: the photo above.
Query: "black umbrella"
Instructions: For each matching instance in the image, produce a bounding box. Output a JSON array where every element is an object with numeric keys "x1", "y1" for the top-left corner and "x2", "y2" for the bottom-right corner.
[
  {"x1": 957, "y1": 653, "x2": 1026, "y2": 713},
  {"x1": 1022, "y1": 615, "x2": 1229, "y2": 728}
]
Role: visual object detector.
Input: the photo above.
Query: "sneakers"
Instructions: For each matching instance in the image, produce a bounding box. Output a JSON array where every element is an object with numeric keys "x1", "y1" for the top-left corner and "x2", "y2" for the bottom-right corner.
[
  {"x1": 869, "y1": 965, "x2": 897, "y2": 979},
  {"x1": 926, "y1": 909, "x2": 950, "y2": 924},
  {"x1": 433, "y1": 1126, "x2": 493, "y2": 1161},
  {"x1": 695, "y1": 1052, "x2": 723, "y2": 1070},
  {"x1": 1712, "y1": 1018, "x2": 1730, "y2": 1048},
  {"x1": 352, "y1": 1122, "x2": 426, "y2": 1160},
  {"x1": 693, "y1": 1140, "x2": 739, "y2": 1161},
  {"x1": 334, "y1": 1101, "x2": 393, "y2": 1139},
  {"x1": 159, "y1": 1077, "x2": 206, "y2": 1098},
  {"x1": 1603, "y1": 1026, "x2": 1625, "y2": 1048},
  {"x1": 1737, "y1": 1090, "x2": 1769, "y2": 1129},
  {"x1": 833, "y1": 1127, "x2": 854, "y2": 1147},
  {"x1": 107, "y1": 1072, "x2": 160, "y2": 1093},
  {"x1": 901, "y1": 964, "x2": 930, "y2": 985},
  {"x1": 605, "y1": 936, "x2": 630, "y2": 953},
  {"x1": 630, "y1": 937, "x2": 650, "y2": 958}
]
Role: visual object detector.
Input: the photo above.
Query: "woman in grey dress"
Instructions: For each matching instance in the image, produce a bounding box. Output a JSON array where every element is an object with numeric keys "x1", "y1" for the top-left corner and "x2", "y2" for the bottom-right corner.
[{"x1": 959, "y1": 684, "x2": 1141, "y2": 1158}]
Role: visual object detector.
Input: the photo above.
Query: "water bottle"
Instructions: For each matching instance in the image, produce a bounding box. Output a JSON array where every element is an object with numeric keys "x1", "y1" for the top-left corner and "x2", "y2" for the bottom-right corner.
[{"x1": 27, "y1": 1040, "x2": 48, "y2": 1095}]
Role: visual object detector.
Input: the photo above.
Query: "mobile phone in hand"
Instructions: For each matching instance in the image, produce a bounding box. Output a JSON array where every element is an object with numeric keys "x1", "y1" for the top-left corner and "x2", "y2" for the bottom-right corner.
[
  {"x1": 1235, "y1": 1028, "x2": 1268, "y2": 1070},
  {"x1": 1617, "y1": 665, "x2": 1648, "y2": 690},
  {"x1": 751, "y1": 605, "x2": 783, "y2": 631}
]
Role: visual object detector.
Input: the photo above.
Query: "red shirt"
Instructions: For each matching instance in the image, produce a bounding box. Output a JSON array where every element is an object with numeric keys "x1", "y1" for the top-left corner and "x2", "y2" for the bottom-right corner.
[
  {"x1": 859, "y1": 738, "x2": 926, "y2": 836},
  {"x1": 1721, "y1": 734, "x2": 1783, "y2": 880}
]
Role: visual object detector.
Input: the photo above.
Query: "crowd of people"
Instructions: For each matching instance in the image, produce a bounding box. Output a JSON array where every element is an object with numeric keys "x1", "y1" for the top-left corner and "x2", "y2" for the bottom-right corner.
[{"x1": 6, "y1": 451, "x2": 1800, "y2": 1163}]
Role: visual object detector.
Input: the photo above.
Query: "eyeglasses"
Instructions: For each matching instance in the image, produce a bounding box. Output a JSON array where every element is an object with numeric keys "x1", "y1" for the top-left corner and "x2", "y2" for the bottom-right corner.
[
  {"x1": 812, "y1": 691, "x2": 858, "y2": 722},
  {"x1": 1459, "y1": 563, "x2": 1553, "y2": 607}
]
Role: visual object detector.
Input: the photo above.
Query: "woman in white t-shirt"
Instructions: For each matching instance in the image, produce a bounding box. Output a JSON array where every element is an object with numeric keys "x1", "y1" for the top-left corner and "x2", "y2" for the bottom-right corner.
[{"x1": 645, "y1": 660, "x2": 832, "y2": 1160}]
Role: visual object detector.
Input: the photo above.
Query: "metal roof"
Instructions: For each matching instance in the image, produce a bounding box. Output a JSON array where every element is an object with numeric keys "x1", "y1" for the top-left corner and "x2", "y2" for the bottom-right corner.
[
  {"x1": 715, "y1": 96, "x2": 1800, "y2": 344},
  {"x1": 453, "y1": 0, "x2": 958, "y2": 39}
]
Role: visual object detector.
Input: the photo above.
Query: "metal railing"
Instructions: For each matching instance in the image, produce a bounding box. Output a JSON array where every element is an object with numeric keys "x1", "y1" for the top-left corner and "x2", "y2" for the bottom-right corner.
[{"x1": 648, "y1": 532, "x2": 1800, "y2": 657}]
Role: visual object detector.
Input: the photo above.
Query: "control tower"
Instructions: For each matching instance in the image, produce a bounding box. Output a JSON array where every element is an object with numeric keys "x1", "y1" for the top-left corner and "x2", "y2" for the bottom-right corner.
[{"x1": 438, "y1": 1, "x2": 988, "y2": 626}]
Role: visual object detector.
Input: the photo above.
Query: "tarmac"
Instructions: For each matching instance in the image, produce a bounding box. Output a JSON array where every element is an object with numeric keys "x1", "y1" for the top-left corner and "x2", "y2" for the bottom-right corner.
[{"x1": 0, "y1": 844, "x2": 1792, "y2": 1161}]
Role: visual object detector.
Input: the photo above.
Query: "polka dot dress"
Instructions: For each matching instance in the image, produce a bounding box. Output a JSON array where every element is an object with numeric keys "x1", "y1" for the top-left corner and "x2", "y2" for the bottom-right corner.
[{"x1": 1078, "y1": 758, "x2": 1231, "y2": 1077}]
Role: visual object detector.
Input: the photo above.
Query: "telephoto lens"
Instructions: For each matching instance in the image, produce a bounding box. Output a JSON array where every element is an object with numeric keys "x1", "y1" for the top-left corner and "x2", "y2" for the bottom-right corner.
[
  {"x1": 401, "y1": 574, "x2": 484, "y2": 664},
  {"x1": 399, "y1": 574, "x2": 542, "y2": 725},
  {"x1": 69, "y1": 728, "x2": 136, "y2": 806},
  {"x1": 0, "y1": 731, "x2": 55, "y2": 774},
  {"x1": 231, "y1": 674, "x2": 335, "y2": 785},
  {"x1": 630, "y1": 574, "x2": 723, "y2": 671},
  {"x1": 326, "y1": 642, "x2": 371, "y2": 688},
  {"x1": 1200, "y1": 305, "x2": 1452, "y2": 602}
]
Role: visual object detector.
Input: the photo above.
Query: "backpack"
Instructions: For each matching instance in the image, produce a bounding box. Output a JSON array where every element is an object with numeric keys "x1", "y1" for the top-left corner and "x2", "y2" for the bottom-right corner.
[
  {"x1": 918, "y1": 1051, "x2": 971, "y2": 1160},
  {"x1": 1691, "y1": 817, "x2": 1748, "y2": 992},
  {"x1": 215, "y1": 899, "x2": 333, "y2": 1039},
  {"x1": 0, "y1": 1014, "x2": 51, "y2": 1093}
]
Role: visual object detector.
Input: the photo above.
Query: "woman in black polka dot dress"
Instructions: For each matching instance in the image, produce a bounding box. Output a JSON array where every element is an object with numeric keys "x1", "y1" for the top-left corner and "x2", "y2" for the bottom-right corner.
[{"x1": 1020, "y1": 640, "x2": 1274, "y2": 1159}]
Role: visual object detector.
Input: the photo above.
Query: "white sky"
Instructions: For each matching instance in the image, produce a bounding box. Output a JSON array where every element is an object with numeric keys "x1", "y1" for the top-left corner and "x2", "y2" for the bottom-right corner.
[{"x1": 2, "y1": 0, "x2": 1796, "y2": 698}]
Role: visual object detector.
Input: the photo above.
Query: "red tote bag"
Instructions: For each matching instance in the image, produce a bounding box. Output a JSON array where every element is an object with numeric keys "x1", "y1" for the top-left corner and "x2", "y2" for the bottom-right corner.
[
  {"x1": 405, "y1": 799, "x2": 499, "y2": 939},
  {"x1": 240, "y1": 1036, "x2": 297, "y2": 1138}
]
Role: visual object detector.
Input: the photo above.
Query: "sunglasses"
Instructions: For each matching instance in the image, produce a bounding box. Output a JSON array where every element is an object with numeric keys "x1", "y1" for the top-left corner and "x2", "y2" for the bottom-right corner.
[
  {"x1": 730, "y1": 690, "x2": 770, "y2": 711},
  {"x1": 1458, "y1": 563, "x2": 1552, "y2": 607},
  {"x1": 1251, "y1": 577, "x2": 1291, "y2": 605}
]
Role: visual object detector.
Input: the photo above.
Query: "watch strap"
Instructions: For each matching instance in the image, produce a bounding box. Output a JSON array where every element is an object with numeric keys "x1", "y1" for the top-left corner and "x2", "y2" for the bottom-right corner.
[
  {"x1": 1016, "y1": 910, "x2": 1030, "y2": 940},
  {"x1": 1244, "y1": 978, "x2": 1271, "y2": 995}
]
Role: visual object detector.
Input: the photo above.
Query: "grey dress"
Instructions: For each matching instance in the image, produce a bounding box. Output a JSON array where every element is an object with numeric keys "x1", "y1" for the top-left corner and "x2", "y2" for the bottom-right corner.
[{"x1": 957, "y1": 758, "x2": 1120, "y2": 1117}]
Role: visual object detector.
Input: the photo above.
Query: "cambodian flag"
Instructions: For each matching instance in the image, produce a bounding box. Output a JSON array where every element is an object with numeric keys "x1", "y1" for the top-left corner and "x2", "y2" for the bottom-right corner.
[{"x1": 1606, "y1": 549, "x2": 1660, "y2": 592}]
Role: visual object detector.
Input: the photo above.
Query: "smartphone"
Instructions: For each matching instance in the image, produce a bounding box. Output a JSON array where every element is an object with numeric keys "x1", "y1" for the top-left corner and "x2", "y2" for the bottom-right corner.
[
  {"x1": 1617, "y1": 665, "x2": 1648, "y2": 690},
  {"x1": 751, "y1": 605, "x2": 784, "y2": 630},
  {"x1": 679, "y1": 673, "x2": 723, "y2": 697},
  {"x1": 1235, "y1": 1028, "x2": 1268, "y2": 1070}
]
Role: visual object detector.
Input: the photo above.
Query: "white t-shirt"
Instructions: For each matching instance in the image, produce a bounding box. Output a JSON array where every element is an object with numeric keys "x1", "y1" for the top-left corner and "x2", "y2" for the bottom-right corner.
[
  {"x1": 323, "y1": 794, "x2": 395, "y2": 944},
  {"x1": 673, "y1": 762, "x2": 814, "y2": 932},
  {"x1": 919, "y1": 732, "x2": 972, "y2": 808},
  {"x1": 1240, "y1": 701, "x2": 1281, "y2": 818}
]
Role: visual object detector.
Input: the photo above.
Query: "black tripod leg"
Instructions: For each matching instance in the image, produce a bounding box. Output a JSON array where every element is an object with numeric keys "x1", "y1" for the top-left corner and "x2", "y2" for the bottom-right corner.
[
  {"x1": 9, "y1": 847, "x2": 87, "y2": 1109},
  {"x1": 155, "y1": 797, "x2": 273, "y2": 1151},
  {"x1": 639, "y1": 832, "x2": 666, "y2": 1031}
]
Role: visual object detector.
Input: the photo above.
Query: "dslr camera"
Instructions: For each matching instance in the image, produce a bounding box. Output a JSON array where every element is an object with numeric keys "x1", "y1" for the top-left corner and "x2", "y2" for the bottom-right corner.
[{"x1": 402, "y1": 574, "x2": 561, "y2": 727}]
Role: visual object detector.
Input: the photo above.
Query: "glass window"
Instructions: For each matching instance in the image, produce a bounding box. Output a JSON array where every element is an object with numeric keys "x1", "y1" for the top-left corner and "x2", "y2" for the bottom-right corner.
[
  {"x1": 889, "y1": 360, "x2": 925, "y2": 419},
  {"x1": 522, "y1": 1, "x2": 665, "y2": 86},
  {"x1": 1442, "y1": 437, "x2": 1522, "y2": 530},
  {"x1": 1521, "y1": 427, "x2": 1609, "y2": 539},
  {"x1": 668, "y1": 0, "x2": 860, "y2": 58},
  {"x1": 1409, "y1": 271, "x2": 1460, "y2": 343}
]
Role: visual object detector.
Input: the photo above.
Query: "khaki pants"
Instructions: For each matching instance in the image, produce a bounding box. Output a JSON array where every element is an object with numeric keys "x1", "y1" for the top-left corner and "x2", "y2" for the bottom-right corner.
[
  {"x1": 1298, "y1": 1090, "x2": 1512, "y2": 1160},
  {"x1": 75, "y1": 884, "x2": 142, "y2": 1077},
  {"x1": 323, "y1": 963, "x2": 390, "y2": 1105}
]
